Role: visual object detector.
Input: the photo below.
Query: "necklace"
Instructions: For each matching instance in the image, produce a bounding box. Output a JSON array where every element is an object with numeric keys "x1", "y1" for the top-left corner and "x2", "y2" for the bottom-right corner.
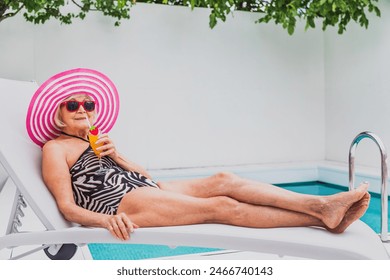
[{"x1": 60, "y1": 131, "x2": 89, "y2": 143}]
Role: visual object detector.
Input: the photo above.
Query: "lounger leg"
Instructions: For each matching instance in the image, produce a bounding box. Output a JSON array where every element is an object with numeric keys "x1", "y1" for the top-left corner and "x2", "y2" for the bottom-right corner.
[{"x1": 43, "y1": 244, "x2": 78, "y2": 260}]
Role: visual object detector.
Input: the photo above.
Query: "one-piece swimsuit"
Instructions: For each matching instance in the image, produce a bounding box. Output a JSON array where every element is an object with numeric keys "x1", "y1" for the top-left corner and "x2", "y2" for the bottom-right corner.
[{"x1": 69, "y1": 146, "x2": 159, "y2": 215}]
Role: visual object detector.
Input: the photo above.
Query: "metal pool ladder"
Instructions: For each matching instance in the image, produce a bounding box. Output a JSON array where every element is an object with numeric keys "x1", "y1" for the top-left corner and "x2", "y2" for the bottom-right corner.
[{"x1": 349, "y1": 131, "x2": 389, "y2": 242}]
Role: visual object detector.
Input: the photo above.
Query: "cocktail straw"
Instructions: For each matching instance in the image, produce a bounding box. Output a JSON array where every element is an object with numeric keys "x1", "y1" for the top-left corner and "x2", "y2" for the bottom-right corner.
[{"x1": 85, "y1": 116, "x2": 92, "y2": 128}]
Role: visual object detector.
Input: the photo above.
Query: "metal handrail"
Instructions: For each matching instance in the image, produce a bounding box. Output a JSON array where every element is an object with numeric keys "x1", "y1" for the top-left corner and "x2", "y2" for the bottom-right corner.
[{"x1": 348, "y1": 131, "x2": 388, "y2": 242}]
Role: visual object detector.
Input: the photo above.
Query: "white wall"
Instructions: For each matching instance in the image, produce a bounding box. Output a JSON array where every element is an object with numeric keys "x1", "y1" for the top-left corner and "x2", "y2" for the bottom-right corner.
[
  {"x1": 0, "y1": 16, "x2": 34, "y2": 80},
  {"x1": 0, "y1": 4, "x2": 325, "y2": 169},
  {"x1": 324, "y1": 1, "x2": 390, "y2": 171}
]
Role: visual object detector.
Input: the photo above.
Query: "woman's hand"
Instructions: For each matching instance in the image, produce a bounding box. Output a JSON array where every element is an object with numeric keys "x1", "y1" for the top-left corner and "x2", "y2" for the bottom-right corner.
[
  {"x1": 95, "y1": 133, "x2": 153, "y2": 179},
  {"x1": 96, "y1": 134, "x2": 119, "y2": 160},
  {"x1": 104, "y1": 213, "x2": 139, "y2": 240}
]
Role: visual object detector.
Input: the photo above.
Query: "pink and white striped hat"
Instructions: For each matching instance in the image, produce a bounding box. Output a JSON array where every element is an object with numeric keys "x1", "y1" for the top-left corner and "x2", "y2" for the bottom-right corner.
[{"x1": 26, "y1": 68, "x2": 120, "y2": 147}]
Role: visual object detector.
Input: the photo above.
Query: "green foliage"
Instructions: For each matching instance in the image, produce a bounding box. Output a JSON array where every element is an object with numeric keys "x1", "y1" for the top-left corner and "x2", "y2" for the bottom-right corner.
[
  {"x1": 0, "y1": 0, "x2": 133, "y2": 26},
  {"x1": 0, "y1": 0, "x2": 382, "y2": 34}
]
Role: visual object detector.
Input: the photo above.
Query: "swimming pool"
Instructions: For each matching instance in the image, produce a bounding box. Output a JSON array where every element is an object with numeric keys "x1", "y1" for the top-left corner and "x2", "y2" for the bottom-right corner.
[{"x1": 88, "y1": 181, "x2": 389, "y2": 260}]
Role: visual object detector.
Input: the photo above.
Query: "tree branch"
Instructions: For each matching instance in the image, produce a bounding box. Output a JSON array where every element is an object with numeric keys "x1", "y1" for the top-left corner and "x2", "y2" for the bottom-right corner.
[
  {"x1": 0, "y1": 3, "x2": 24, "y2": 23},
  {"x1": 71, "y1": 0, "x2": 83, "y2": 9},
  {"x1": 71, "y1": 0, "x2": 98, "y2": 11}
]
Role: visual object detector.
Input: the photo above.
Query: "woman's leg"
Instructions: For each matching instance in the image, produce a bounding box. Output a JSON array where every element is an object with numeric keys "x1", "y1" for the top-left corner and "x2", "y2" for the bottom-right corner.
[
  {"x1": 117, "y1": 187, "x2": 369, "y2": 233},
  {"x1": 157, "y1": 172, "x2": 369, "y2": 228}
]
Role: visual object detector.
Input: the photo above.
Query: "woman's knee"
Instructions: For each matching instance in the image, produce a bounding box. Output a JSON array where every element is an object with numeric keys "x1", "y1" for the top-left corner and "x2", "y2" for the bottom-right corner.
[
  {"x1": 209, "y1": 196, "x2": 241, "y2": 223},
  {"x1": 213, "y1": 195, "x2": 238, "y2": 208},
  {"x1": 211, "y1": 172, "x2": 239, "y2": 185}
]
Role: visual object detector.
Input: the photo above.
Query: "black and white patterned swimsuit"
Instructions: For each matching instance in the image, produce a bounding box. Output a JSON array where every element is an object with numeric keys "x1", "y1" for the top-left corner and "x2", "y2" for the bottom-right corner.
[{"x1": 70, "y1": 146, "x2": 159, "y2": 215}]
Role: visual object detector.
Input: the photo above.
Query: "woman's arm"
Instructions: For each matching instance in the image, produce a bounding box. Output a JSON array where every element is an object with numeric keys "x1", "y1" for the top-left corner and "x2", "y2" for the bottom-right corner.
[
  {"x1": 96, "y1": 134, "x2": 153, "y2": 179},
  {"x1": 42, "y1": 141, "x2": 137, "y2": 240}
]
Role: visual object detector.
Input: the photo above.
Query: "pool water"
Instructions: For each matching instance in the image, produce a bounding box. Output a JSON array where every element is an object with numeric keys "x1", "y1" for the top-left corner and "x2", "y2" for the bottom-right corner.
[
  {"x1": 88, "y1": 181, "x2": 389, "y2": 260},
  {"x1": 88, "y1": 244, "x2": 222, "y2": 260}
]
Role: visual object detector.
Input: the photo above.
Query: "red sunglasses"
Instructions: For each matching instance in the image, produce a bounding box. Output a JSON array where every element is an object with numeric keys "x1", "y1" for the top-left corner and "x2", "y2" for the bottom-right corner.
[{"x1": 61, "y1": 100, "x2": 96, "y2": 112}]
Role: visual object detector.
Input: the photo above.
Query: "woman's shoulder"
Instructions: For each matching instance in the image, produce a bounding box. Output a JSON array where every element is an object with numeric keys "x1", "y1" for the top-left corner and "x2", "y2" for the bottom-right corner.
[{"x1": 42, "y1": 139, "x2": 67, "y2": 156}]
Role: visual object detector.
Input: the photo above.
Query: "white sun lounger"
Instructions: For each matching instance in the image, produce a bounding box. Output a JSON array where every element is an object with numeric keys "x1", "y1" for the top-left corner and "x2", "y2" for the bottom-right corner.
[{"x1": 0, "y1": 77, "x2": 389, "y2": 260}]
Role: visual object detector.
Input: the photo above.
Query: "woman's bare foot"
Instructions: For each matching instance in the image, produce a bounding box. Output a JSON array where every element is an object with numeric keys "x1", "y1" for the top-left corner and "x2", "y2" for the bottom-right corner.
[
  {"x1": 319, "y1": 182, "x2": 369, "y2": 229},
  {"x1": 327, "y1": 192, "x2": 370, "y2": 233}
]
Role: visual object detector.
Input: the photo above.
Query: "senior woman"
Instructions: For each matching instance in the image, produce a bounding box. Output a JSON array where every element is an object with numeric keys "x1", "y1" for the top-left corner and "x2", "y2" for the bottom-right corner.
[{"x1": 27, "y1": 68, "x2": 370, "y2": 241}]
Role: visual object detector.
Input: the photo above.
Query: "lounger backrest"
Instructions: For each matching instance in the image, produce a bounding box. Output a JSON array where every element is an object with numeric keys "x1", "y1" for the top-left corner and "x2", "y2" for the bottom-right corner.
[{"x1": 0, "y1": 78, "x2": 72, "y2": 230}]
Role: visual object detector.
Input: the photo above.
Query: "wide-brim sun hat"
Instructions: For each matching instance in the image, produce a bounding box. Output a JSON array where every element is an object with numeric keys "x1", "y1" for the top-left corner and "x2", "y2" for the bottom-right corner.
[{"x1": 26, "y1": 68, "x2": 120, "y2": 147}]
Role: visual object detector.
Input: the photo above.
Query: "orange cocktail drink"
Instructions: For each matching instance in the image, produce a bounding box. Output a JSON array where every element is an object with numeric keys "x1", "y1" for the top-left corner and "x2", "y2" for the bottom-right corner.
[{"x1": 89, "y1": 125, "x2": 102, "y2": 157}]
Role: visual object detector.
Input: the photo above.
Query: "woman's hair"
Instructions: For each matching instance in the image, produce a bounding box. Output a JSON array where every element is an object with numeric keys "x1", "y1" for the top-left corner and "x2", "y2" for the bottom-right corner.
[{"x1": 54, "y1": 94, "x2": 97, "y2": 129}]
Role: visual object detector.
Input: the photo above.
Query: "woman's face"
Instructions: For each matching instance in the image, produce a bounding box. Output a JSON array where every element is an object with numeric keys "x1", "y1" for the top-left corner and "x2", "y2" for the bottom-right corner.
[{"x1": 60, "y1": 94, "x2": 96, "y2": 131}]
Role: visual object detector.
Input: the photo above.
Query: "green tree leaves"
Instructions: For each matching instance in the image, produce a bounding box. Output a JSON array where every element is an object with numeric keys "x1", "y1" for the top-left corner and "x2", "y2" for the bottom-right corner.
[
  {"x1": 0, "y1": 0, "x2": 382, "y2": 34},
  {"x1": 296, "y1": 0, "x2": 382, "y2": 34}
]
